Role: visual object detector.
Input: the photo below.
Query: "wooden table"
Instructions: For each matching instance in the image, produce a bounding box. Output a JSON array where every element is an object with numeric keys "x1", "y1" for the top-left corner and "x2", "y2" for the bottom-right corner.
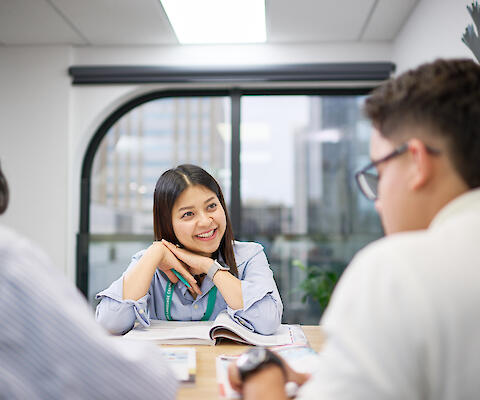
[{"x1": 170, "y1": 326, "x2": 324, "y2": 400}]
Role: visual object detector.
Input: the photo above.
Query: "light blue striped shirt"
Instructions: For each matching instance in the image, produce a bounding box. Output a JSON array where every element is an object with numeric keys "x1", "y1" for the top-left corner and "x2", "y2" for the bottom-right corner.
[
  {"x1": 0, "y1": 225, "x2": 178, "y2": 399},
  {"x1": 96, "y1": 241, "x2": 283, "y2": 335}
]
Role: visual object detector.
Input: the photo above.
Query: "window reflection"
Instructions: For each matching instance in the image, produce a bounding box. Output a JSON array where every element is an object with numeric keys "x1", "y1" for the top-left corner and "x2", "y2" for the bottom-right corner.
[
  {"x1": 240, "y1": 95, "x2": 382, "y2": 324},
  {"x1": 87, "y1": 93, "x2": 382, "y2": 324},
  {"x1": 89, "y1": 97, "x2": 231, "y2": 302}
]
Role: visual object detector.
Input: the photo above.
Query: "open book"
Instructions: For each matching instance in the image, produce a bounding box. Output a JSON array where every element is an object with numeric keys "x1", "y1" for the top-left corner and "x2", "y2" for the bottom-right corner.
[{"x1": 123, "y1": 310, "x2": 308, "y2": 346}]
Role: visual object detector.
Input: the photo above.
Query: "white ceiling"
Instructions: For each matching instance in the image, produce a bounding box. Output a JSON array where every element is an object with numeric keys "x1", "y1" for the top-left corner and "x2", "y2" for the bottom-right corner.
[{"x1": 0, "y1": 0, "x2": 418, "y2": 46}]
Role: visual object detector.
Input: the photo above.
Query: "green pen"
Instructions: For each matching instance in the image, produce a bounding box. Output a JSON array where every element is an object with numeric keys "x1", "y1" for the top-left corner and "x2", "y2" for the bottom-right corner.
[{"x1": 171, "y1": 269, "x2": 192, "y2": 288}]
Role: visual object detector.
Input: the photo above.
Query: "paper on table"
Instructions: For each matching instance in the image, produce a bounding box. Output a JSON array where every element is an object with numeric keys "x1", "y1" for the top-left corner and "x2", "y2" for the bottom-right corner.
[
  {"x1": 158, "y1": 347, "x2": 196, "y2": 385},
  {"x1": 216, "y1": 355, "x2": 240, "y2": 399}
]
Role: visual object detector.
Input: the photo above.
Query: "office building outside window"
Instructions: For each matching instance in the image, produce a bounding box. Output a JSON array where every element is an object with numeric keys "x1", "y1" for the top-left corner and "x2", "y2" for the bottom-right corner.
[
  {"x1": 240, "y1": 95, "x2": 382, "y2": 323},
  {"x1": 86, "y1": 92, "x2": 382, "y2": 324},
  {"x1": 89, "y1": 97, "x2": 231, "y2": 303}
]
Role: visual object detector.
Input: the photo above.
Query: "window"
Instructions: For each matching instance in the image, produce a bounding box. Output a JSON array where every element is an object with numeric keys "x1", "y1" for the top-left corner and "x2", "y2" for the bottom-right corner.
[
  {"x1": 239, "y1": 95, "x2": 382, "y2": 323},
  {"x1": 88, "y1": 96, "x2": 231, "y2": 304},
  {"x1": 81, "y1": 89, "x2": 382, "y2": 323}
]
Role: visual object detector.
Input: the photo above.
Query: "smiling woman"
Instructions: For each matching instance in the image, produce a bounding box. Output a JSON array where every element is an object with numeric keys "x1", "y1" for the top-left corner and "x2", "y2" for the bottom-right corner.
[{"x1": 95, "y1": 164, "x2": 283, "y2": 335}]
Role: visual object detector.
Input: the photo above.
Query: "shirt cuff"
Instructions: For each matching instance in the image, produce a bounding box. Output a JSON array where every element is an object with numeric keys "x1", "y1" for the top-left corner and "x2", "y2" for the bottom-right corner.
[
  {"x1": 226, "y1": 310, "x2": 255, "y2": 331},
  {"x1": 96, "y1": 277, "x2": 151, "y2": 327},
  {"x1": 225, "y1": 280, "x2": 276, "y2": 332}
]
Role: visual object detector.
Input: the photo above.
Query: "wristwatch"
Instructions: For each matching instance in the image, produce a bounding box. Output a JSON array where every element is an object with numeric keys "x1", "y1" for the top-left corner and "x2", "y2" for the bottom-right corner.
[
  {"x1": 236, "y1": 347, "x2": 286, "y2": 382},
  {"x1": 207, "y1": 259, "x2": 230, "y2": 280}
]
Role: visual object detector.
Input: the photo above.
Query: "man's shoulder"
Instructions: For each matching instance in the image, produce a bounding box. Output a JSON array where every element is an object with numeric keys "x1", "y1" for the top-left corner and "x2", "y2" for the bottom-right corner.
[
  {"x1": 0, "y1": 225, "x2": 60, "y2": 295},
  {"x1": 0, "y1": 225, "x2": 49, "y2": 265},
  {"x1": 0, "y1": 224, "x2": 26, "y2": 248},
  {"x1": 348, "y1": 229, "x2": 434, "y2": 280},
  {"x1": 324, "y1": 230, "x2": 436, "y2": 330},
  {"x1": 357, "y1": 229, "x2": 432, "y2": 261}
]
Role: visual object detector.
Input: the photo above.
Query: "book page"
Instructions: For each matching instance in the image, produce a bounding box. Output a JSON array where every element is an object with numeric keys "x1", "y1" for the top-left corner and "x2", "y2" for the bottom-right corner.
[
  {"x1": 123, "y1": 320, "x2": 214, "y2": 345},
  {"x1": 210, "y1": 311, "x2": 307, "y2": 346}
]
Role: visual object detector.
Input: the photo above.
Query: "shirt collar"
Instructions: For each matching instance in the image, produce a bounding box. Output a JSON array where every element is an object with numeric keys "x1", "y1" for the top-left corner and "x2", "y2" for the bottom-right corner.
[{"x1": 429, "y1": 188, "x2": 480, "y2": 229}]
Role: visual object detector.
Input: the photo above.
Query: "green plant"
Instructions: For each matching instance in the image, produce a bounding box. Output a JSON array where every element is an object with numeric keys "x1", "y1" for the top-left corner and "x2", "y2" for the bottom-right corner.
[
  {"x1": 293, "y1": 259, "x2": 341, "y2": 311},
  {"x1": 462, "y1": 1, "x2": 480, "y2": 62}
]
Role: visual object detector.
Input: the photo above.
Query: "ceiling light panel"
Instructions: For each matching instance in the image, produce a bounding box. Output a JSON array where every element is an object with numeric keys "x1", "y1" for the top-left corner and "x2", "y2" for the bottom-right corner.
[{"x1": 160, "y1": 0, "x2": 266, "y2": 44}]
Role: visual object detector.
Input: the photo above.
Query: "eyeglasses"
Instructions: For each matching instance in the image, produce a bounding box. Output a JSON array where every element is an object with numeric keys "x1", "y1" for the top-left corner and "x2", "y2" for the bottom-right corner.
[{"x1": 355, "y1": 143, "x2": 440, "y2": 201}]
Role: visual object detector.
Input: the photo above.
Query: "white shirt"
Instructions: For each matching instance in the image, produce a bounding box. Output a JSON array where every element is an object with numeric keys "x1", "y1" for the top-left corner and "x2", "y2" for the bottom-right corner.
[
  {"x1": 298, "y1": 189, "x2": 480, "y2": 400},
  {"x1": 0, "y1": 225, "x2": 178, "y2": 399}
]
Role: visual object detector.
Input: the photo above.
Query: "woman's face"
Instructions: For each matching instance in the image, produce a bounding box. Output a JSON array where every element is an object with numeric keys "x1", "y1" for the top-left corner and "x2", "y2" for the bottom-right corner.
[{"x1": 171, "y1": 184, "x2": 227, "y2": 257}]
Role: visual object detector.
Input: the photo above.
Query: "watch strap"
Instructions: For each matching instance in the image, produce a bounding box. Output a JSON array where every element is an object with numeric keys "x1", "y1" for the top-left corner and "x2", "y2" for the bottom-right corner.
[
  {"x1": 238, "y1": 348, "x2": 286, "y2": 382},
  {"x1": 207, "y1": 259, "x2": 229, "y2": 280}
]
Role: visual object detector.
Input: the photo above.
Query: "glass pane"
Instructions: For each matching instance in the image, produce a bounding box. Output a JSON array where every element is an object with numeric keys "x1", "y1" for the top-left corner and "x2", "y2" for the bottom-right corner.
[
  {"x1": 240, "y1": 95, "x2": 382, "y2": 324},
  {"x1": 89, "y1": 97, "x2": 231, "y2": 303}
]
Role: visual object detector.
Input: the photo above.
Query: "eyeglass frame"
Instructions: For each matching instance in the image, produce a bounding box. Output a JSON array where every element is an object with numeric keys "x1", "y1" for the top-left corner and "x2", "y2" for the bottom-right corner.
[{"x1": 355, "y1": 142, "x2": 441, "y2": 201}]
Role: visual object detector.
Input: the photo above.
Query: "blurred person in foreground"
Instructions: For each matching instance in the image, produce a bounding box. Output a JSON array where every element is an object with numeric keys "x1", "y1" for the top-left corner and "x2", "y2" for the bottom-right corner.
[
  {"x1": 0, "y1": 163, "x2": 177, "y2": 399},
  {"x1": 228, "y1": 58, "x2": 480, "y2": 400}
]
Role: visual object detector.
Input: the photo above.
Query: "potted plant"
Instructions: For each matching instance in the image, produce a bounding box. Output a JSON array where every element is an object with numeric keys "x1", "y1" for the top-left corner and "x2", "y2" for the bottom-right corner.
[{"x1": 293, "y1": 259, "x2": 342, "y2": 315}]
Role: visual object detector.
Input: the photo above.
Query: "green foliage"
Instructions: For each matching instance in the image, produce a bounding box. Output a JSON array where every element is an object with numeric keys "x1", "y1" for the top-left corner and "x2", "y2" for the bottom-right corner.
[
  {"x1": 463, "y1": 1, "x2": 480, "y2": 62},
  {"x1": 293, "y1": 259, "x2": 340, "y2": 311}
]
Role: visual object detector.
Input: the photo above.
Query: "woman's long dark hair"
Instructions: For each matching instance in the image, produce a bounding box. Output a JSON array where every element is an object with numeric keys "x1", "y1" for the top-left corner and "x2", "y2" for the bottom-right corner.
[{"x1": 153, "y1": 164, "x2": 238, "y2": 277}]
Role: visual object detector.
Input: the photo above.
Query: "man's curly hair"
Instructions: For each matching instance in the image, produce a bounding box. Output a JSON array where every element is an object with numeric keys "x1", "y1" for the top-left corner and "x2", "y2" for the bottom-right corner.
[{"x1": 364, "y1": 58, "x2": 480, "y2": 188}]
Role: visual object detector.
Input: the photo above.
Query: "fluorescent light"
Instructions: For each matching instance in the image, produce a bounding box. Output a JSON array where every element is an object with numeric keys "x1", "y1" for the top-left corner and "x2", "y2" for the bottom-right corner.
[{"x1": 160, "y1": 0, "x2": 266, "y2": 44}]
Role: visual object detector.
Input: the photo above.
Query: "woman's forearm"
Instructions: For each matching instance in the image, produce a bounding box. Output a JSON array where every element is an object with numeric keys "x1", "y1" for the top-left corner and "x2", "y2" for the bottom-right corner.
[
  {"x1": 212, "y1": 270, "x2": 244, "y2": 310},
  {"x1": 123, "y1": 244, "x2": 164, "y2": 301}
]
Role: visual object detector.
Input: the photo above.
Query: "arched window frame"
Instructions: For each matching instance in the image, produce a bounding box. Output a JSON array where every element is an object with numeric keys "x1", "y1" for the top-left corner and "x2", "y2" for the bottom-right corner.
[{"x1": 73, "y1": 63, "x2": 394, "y2": 297}]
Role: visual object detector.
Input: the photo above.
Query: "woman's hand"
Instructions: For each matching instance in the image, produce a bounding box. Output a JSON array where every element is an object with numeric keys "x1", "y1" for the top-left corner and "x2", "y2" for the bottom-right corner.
[
  {"x1": 161, "y1": 239, "x2": 213, "y2": 276},
  {"x1": 162, "y1": 239, "x2": 244, "y2": 309},
  {"x1": 123, "y1": 241, "x2": 200, "y2": 300},
  {"x1": 151, "y1": 241, "x2": 202, "y2": 295}
]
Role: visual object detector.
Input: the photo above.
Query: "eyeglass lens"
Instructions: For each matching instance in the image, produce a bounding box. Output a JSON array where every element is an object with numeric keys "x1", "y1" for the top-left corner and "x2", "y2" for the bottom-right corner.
[{"x1": 358, "y1": 172, "x2": 378, "y2": 200}]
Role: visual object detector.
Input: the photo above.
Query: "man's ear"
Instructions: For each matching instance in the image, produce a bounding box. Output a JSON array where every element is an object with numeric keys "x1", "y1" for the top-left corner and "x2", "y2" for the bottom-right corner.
[{"x1": 407, "y1": 138, "x2": 433, "y2": 191}]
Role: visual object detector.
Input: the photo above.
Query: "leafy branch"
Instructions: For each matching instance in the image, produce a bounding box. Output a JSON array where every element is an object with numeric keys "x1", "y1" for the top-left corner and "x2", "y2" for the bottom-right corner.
[
  {"x1": 293, "y1": 259, "x2": 341, "y2": 311},
  {"x1": 462, "y1": 1, "x2": 480, "y2": 62}
]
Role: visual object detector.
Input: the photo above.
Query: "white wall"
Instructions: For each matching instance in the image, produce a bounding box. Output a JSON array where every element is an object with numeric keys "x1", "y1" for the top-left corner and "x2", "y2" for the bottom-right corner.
[
  {"x1": 68, "y1": 41, "x2": 393, "y2": 281},
  {"x1": 1, "y1": 0, "x2": 477, "y2": 284},
  {"x1": 0, "y1": 41, "x2": 393, "y2": 282},
  {"x1": 73, "y1": 42, "x2": 393, "y2": 66},
  {"x1": 0, "y1": 46, "x2": 72, "y2": 275},
  {"x1": 393, "y1": 0, "x2": 474, "y2": 73}
]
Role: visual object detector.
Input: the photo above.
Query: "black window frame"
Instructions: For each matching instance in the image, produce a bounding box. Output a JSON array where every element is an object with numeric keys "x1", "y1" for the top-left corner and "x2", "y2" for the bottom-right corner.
[{"x1": 73, "y1": 63, "x2": 394, "y2": 297}]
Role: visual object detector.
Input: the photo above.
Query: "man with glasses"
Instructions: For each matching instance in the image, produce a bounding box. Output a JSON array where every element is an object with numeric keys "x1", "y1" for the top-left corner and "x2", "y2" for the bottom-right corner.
[{"x1": 228, "y1": 58, "x2": 480, "y2": 399}]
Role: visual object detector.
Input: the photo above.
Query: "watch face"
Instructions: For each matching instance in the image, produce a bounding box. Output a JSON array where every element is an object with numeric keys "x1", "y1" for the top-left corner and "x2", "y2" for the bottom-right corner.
[{"x1": 237, "y1": 348, "x2": 267, "y2": 372}]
